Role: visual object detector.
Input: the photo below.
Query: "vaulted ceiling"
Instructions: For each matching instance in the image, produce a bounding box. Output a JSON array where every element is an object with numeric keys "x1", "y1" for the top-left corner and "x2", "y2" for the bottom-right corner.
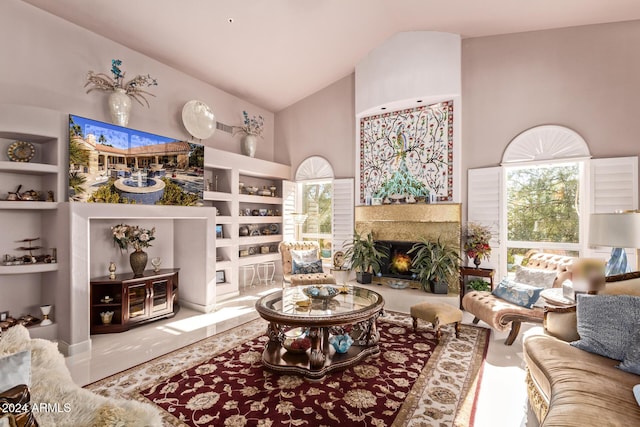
[{"x1": 21, "y1": 0, "x2": 640, "y2": 111}]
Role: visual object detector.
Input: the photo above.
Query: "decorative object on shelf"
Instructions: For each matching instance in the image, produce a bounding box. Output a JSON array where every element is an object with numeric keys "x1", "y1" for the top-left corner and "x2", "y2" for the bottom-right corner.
[
  {"x1": 269, "y1": 185, "x2": 277, "y2": 197},
  {"x1": 261, "y1": 246, "x2": 270, "y2": 254},
  {"x1": 248, "y1": 247, "x2": 257, "y2": 255},
  {"x1": 215, "y1": 225, "x2": 224, "y2": 238},
  {"x1": 216, "y1": 270, "x2": 226, "y2": 284},
  {"x1": 100, "y1": 311, "x2": 114, "y2": 325},
  {"x1": 84, "y1": 59, "x2": 158, "y2": 126},
  {"x1": 239, "y1": 226, "x2": 249, "y2": 237},
  {"x1": 39, "y1": 305, "x2": 52, "y2": 326},
  {"x1": 111, "y1": 224, "x2": 156, "y2": 277},
  {"x1": 7, "y1": 141, "x2": 35, "y2": 162},
  {"x1": 329, "y1": 334, "x2": 354, "y2": 353},
  {"x1": 234, "y1": 111, "x2": 264, "y2": 157},
  {"x1": 282, "y1": 328, "x2": 311, "y2": 353},
  {"x1": 463, "y1": 222, "x2": 492, "y2": 268},
  {"x1": 246, "y1": 186, "x2": 259, "y2": 195},
  {"x1": 0, "y1": 311, "x2": 7, "y2": 321},
  {"x1": 108, "y1": 261, "x2": 116, "y2": 279},
  {"x1": 129, "y1": 250, "x2": 148, "y2": 278},
  {"x1": 151, "y1": 257, "x2": 162, "y2": 272},
  {"x1": 259, "y1": 208, "x2": 267, "y2": 216},
  {"x1": 16, "y1": 237, "x2": 42, "y2": 263},
  {"x1": 182, "y1": 100, "x2": 216, "y2": 140},
  {"x1": 100, "y1": 296, "x2": 114, "y2": 303},
  {"x1": 259, "y1": 187, "x2": 271, "y2": 197},
  {"x1": 239, "y1": 249, "x2": 249, "y2": 257}
]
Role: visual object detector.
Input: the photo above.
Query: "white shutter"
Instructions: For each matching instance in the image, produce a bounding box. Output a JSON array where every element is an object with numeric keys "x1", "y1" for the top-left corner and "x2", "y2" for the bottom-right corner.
[
  {"x1": 587, "y1": 156, "x2": 639, "y2": 266},
  {"x1": 467, "y1": 167, "x2": 503, "y2": 275},
  {"x1": 332, "y1": 178, "x2": 354, "y2": 254},
  {"x1": 282, "y1": 180, "x2": 296, "y2": 242}
]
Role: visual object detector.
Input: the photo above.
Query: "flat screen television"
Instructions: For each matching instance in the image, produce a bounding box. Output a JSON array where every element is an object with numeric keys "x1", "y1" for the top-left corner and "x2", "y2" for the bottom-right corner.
[{"x1": 68, "y1": 115, "x2": 204, "y2": 206}]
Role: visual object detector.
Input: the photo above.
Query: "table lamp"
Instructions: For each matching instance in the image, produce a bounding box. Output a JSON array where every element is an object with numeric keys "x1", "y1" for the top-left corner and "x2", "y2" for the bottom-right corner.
[{"x1": 589, "y1": 211, "x2": 640, "y2": 275}]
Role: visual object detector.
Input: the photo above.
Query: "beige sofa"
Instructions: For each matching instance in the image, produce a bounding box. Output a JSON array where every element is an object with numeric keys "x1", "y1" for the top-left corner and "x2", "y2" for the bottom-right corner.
[
  {"x1": 462, "y1": 253, "x2": 575, "y2": 345},
  {"x1": 523, "y1": 272, "x2": 640, "y2": 426}
]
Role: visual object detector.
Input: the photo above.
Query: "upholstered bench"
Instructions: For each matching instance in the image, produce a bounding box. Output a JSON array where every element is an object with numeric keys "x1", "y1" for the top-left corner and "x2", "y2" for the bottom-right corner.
[
  {"x1": 410, "y1": 302, "x2": 463, "y2": 343},
  {"x1": 462, "y1": 252, "x2": 575, "y2": 345}
]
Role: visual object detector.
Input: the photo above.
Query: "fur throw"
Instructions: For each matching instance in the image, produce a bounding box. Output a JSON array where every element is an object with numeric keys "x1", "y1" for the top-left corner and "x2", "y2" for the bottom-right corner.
[{"x1": 0, "y1": 326, "x2": 162, "y2": 426}]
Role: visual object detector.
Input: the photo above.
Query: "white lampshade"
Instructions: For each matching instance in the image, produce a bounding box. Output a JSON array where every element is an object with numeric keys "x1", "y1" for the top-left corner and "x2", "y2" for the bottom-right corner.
[{"x1": 589, "y1": 212, "x2": 640, "y2": 248}]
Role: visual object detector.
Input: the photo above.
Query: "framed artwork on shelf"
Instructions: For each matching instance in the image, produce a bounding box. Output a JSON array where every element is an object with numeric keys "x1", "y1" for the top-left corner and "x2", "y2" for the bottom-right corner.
[
  {"x1": 0, "y1": 311, "x2": 8, "y2": 321},
  {"x1": 215, "y1": 225, "x2": 223, "y2": 238},
  {"x1": 216, "y1": 270, "x2": 226, "y2": 284}
]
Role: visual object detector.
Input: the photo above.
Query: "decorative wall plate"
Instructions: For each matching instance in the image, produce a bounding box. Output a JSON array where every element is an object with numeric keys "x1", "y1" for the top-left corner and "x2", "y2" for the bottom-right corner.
[
  {"x1": 7, "y1": 141, "x2": 35, "y2": 162},
  {"x1": 181, "y1": 100, "x2": 216, "y2": 140}
]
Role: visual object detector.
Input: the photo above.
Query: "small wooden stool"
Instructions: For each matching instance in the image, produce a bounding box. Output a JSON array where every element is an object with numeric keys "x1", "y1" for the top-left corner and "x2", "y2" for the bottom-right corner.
[{"x1": 410, "y1": 302, "x2": 463, "y2": 343}]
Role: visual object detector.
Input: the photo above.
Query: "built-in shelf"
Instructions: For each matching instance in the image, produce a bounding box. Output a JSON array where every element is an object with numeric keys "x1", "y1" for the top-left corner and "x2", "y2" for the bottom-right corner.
[
  {"x1": 239, "y1": 235, "x2": 282, "y2": 245},
  {"x1": 216, "y1": 260, "x2": 232, "y2": 269},
  {"x1": 0, "y1": 161, "x2": 58, "y2": 174},
  {"x1": 216, "y1": 216, "x2": 233, "y2": 224},
  {"x1": 0, "y1": 263, "x2": 59, "y2": 274},
  {"x1": 238, "y1": 216, "x2": 282, "y2": 224},
  {"x1": 216, "y1": 238, "x2": 234, "y2": 247},
  {"x1": 238, "y1": 253, "x2": 280, "y2": 266},
  {"x1": 203, "y1": 191, "x2": 232, "y2": 201},
  {"x1": 238, "y1": 194, "x2": 283, "y2": 205},
  {"x1": 0, "y1": 201, "x2": 58, "y2": 210}
]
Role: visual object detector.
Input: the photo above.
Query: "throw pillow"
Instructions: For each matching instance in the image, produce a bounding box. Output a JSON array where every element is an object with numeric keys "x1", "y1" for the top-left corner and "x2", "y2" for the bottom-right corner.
[
  {"x1": 292, "y1": 259, "x2": 323, "y2": 275},
  {"x1": 492, "y1": 278, "x2": 544, "y2": 308},
  {"x1": 571, "y1": 294, "x2": 640, "y2": 361},
  {"x1": 514, "y1": 265, "x2": 558, "y2": 287},
  {"x1": 619, "y1": 328, "x2": 640, "y2": 375},
  {"x1": 0, "y1": 350, "x2": 31, "y2": 392},
  {"x1": 290, "y1": 249, "x2": 318, "y2": 264}
]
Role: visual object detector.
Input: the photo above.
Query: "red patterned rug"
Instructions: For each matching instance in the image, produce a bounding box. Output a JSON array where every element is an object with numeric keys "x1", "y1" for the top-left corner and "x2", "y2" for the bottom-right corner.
[{"x1": 87, "y1": 312, "x2": 489, "y2": 426}]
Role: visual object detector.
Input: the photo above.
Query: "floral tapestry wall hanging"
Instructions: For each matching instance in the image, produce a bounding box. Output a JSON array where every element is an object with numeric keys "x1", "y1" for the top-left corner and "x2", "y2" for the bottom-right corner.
[{"x1": 359, "y1": 100, "x2": 454, "y2": 204}]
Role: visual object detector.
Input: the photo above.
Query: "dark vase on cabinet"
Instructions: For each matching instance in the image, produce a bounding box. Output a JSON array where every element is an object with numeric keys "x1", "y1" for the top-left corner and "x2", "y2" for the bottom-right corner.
[{"x1": 90, "y1": 268, "x2": 179, "y2": 334}]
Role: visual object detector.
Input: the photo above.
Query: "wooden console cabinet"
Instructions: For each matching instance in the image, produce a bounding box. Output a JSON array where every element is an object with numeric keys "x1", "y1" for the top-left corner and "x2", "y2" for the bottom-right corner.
[{"x1": 90, "y1": 268, "x2": 179, "y2": 334}]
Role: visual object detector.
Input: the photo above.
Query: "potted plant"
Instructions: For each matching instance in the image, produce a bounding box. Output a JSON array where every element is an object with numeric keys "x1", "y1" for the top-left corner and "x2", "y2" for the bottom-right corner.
[
  {"x1": 408, "y1": 238, "x2": 460, "y2": 293},
  {"x1": 343, "y1": 231, "x2": 389, "y2": 284},
  {"x1": 467, "y1": 278, "x2": 491, "y2": 292},
  {"x1": 463, "y1": 222, "x2": 492, "y2": 268}
]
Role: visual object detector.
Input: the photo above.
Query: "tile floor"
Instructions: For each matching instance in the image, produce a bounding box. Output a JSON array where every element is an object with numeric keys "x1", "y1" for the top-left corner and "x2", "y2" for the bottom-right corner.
[{"x1": 65, "y1": 282, "x2": 538, "y2": 427}]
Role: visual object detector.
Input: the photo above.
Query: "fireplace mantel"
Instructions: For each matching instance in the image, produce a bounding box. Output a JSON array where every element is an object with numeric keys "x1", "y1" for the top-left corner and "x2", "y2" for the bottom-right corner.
[{"x1": 355, "y1": 204, "x2": 461, "y2": 292}]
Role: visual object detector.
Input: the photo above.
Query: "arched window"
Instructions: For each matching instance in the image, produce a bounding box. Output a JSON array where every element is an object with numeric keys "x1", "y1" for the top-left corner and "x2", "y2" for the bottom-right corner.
[{"x1": 468, "y1": 125, "x2": 638, "y2": 279}]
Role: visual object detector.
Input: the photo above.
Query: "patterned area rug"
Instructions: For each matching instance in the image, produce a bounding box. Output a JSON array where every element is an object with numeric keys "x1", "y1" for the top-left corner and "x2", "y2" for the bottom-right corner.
[{"x1": 86, "y1": 312, "x2": 489, "y2": 426}]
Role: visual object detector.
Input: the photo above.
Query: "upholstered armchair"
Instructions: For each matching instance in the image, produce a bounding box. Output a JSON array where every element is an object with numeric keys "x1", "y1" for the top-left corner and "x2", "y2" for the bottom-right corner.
[{"x1": 279, "y1": 241, "x2": 336, "y2": 286}]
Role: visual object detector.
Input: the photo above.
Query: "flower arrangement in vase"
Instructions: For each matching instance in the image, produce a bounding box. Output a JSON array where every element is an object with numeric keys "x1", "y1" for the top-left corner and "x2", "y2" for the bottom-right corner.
[
  {"x1": 233, "y1": 111, "x2": 264, "y2": 157},
  {"x1": 84, "y1": 59, "x2": 158, "y2": 126},
  {"x1": 463, "y1": 222, "x2": 492, "y2": 268},
  {"x1": 111, "y1": 224, "x2": 156, "y2": 277}
]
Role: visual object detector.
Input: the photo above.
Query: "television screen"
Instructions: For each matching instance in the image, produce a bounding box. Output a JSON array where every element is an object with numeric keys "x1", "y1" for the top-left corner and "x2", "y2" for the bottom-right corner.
[{"x1": 68, "y1": 115, "x2": 204, "y2": 205}]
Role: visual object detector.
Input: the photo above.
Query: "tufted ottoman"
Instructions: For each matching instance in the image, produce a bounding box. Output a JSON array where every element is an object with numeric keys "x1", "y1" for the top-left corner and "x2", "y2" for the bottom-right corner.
[{"x1": 410, "y1": 302, "x2": 463, "y2": 343}]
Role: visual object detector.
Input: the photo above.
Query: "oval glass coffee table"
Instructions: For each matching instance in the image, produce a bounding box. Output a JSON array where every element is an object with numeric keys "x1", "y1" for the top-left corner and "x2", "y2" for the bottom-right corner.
[{"x1": 255, "y1": 285, "x2": 385, "y2": 380}]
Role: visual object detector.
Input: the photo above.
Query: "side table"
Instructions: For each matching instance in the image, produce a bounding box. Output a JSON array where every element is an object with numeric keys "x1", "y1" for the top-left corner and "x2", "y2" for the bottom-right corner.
[{"x1": 459, "y1": 266, "x2": 495, "y2": 309}]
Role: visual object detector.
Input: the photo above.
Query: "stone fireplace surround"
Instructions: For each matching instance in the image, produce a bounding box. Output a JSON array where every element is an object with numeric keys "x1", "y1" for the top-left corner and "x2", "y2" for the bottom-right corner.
[{"x1": 354, "y1": 204, "x2": 461, "y2": 292}]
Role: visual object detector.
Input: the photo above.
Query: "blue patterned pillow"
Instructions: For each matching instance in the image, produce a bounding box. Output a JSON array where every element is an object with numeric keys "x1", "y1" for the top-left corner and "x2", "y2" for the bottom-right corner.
[
  {"x1": 492, "y1": 278, "x2": 544, "y2": 308},
  {"x1": 571, "y1": 294, "x2": 640, "y2": 361},
  {"x1": 292, "y1": 259, "x2": 323, "y2": 274}
]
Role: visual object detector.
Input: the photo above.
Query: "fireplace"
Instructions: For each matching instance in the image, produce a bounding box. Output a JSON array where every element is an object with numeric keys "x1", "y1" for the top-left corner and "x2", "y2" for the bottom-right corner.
[{"x1": 377, "y1": 240, "x2": 418, "y2": 280}]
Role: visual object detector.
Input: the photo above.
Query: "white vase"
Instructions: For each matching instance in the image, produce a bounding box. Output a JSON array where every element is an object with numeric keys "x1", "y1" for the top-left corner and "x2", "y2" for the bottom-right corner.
[
  {"x1": 108, "y1": 88, "x2": 132, "y2": 127},
  {"x1": 240, "y1": 134, "x2": 257, "y2": 157}
]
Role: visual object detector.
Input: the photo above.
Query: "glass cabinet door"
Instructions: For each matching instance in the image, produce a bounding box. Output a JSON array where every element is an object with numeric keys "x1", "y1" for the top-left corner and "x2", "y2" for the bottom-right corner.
[
  {"x1": 150, "y1": 279, "x2": 170, "y2": 314},
  {"x1": 128, "y1": 283, "x2": 147, "y2": 319}
]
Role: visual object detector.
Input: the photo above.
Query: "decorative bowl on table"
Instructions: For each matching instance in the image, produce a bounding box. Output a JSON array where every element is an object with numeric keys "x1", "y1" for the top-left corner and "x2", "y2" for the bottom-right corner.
[
  {"x1": 282, "y1": 328, "x2": 311, "y2": 354},
  {"x1": 329, "y1": 334, "x2": 354, "y2": 354},
  {"x1": 302, "y1": 285, "x2": 340, "y2": 300},
  {"x1": 388, "y1": 281, "x2": 409, "y2": 289}
]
